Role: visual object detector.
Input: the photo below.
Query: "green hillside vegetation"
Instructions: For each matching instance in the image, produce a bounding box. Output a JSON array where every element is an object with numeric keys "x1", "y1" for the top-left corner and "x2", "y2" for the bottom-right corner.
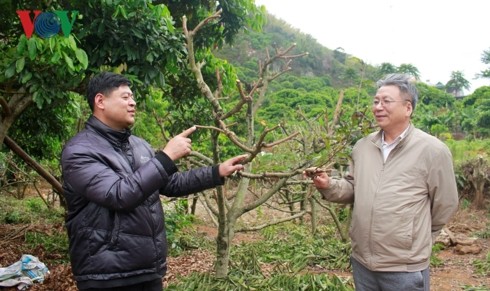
[{"x1": 215, "y1": 14, "x2": 489, "y2": 142}]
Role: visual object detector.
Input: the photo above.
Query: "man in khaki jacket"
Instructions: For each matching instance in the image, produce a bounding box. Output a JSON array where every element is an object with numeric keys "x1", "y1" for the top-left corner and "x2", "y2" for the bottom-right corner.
[{"x1": 307, "y1": 74, "x2": 459, "y2": 291}]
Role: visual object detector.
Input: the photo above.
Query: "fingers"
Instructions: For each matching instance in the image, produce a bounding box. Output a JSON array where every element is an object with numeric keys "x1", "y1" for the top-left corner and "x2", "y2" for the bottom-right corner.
[
  {"x1": 230, "y1": 154, "x2": 249, "y2": 165},
  {"x1": 177, "y1": 126, "x2": 197, "y2": 138},
  {"x1": 303, "y1": 167, "x2": 327, "y2": 178},
  {"x1": 162, "y1": 128, "x2": 195, "y2": 161},
  {"x1": 219, "y1": 155, "x2": 248, "y2": 177},
  {"x1": 227, "y1": 155, "x2": 247, "y2": 172},
  {"x1": 231, "y1": 163, "x2": 244, "y2": 172}
]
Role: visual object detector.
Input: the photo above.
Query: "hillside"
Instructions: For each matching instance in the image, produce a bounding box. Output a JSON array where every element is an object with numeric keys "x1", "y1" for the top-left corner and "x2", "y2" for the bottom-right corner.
[{"x1": 215, "y1": 14, "x2": 379, "y2": 89}]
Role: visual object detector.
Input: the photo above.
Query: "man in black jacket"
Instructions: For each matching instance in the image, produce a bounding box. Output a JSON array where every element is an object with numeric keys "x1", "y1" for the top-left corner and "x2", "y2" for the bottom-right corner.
[{"x1": 61, "y1": 72, "x2": 245, "y2": 290}]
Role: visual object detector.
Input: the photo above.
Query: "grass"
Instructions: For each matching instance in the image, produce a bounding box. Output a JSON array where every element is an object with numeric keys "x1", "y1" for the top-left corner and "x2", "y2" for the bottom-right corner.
[
  {"x1": 472, "y1": 251, "x2": 490, "y2": 277},
  {"x1": 167, "y1": 222, "x2": 354, "y2": 290},
  {"x1": 0, "y1": 196, "x2": 64, "y2": 224}
]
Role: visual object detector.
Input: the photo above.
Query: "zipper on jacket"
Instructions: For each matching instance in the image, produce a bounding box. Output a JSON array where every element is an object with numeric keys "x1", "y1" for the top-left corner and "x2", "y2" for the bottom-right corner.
[
  {"x1": 369, "y1": 144, "x2": 384, "y2": 268},
  {"x1": 144, "y1": 199, "x2": 159, "y2": 273}
]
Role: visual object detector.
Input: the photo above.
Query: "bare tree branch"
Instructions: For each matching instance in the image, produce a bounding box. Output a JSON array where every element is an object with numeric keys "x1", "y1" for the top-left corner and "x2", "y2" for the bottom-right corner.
[
  {"x1": 238, "y1": 170, "x2": 301, "y2": 179},
  {"x1": 236, "y1": 211, "x2": 306, "y2": 232},
  {"x1": 221, "y1": 79, "x2": 252, "y2": 120},
  {"x1": 199, "y1": 195, "x2": 219, "y2": 227},
  {"x1": 182, "y1": 11, "x2": 224, "y2": 117},
  {"x1": 0, "y1": 97, "x2": 11, "y2": 117}
]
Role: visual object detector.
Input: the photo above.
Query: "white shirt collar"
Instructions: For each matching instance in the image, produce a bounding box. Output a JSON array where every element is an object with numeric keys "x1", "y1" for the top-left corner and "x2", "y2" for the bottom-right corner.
[{"x1": 382, "y1": 125, "x2": 410, "y2": 147}]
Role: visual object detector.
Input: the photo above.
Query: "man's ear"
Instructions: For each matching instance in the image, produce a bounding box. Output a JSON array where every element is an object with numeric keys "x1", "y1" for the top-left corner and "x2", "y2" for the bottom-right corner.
[
  {"x1": 94, "y1": 93, "x2": 105, "y2": 110},
  {"x1": 406, "y1": 101, "x2": 413, "y2": 117}
]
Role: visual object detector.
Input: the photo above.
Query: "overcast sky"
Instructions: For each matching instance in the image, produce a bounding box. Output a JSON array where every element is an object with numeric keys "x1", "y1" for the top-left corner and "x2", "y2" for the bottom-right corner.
[{"x1": 254, "y1": 0, "x2": 489, "y2": 94}]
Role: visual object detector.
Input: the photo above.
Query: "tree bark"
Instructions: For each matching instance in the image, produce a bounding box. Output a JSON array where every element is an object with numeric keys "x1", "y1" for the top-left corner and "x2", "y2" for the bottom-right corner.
[{"x1": 215, "y1": 167, "x2": 250, "y2": 278}]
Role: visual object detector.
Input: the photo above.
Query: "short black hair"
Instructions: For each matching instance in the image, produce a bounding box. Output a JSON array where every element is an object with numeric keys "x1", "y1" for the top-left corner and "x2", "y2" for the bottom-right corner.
[{"x1": 86, "y1": 72, "x2": 131, "y2": 111}]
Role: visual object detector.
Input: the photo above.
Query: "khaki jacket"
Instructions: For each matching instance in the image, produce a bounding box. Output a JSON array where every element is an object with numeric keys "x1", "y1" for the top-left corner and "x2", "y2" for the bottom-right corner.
[{"x1": 320, "y1": 124, "x2": 459, "y2": 272}]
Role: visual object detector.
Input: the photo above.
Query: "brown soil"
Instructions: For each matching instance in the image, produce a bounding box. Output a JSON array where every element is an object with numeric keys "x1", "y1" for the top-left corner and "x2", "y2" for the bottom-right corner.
[{"x1": 0, "y1": 197, "x2": 488, "y2": 291}]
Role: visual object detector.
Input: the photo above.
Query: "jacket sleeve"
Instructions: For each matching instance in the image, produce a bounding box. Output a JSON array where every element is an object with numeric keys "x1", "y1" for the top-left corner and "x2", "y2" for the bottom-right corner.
[
  {"x1": 318, "y1": 174, "x2": 355, "y2": 204},
  {"x1": 318, "y1": 157, "x2": 355, "y2": 204},
  {"x1": 162, "y1": 165, "x2": 224, "y2": 197},
  {"x1": 428, "y1": 145, "x2": 459, "y2": 236},
  {"x1": 62, "y1": 145, "x2": 171, "y2": 211}
]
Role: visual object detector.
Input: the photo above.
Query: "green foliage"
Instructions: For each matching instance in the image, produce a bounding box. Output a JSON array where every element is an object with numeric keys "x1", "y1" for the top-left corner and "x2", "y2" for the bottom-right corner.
[
  {"x1": 0, "y1": 196, "x2": 64, "y2": 224},
  {"x1": 430, "y1": 243, "x2": 445, "y2": 268},
  {"x1": 167, "y1": 271, "x2": 354, "y2": 291},
  {"x1": 166, "y1": 0, "x2": 265, "y2": 50},
  {"x1": 24, "y1": 231, "x2": 70, "y2": 263},
  {"x1": 2, "y1": 34, "x2": 87, "y2": 107},
  {"x1": 449, "y1": 140, "x2": 489, "y2": 205},
  {"x1": 164, "y1": 200, "x2": 212, "y2": 256},
  {"x1": 462, "y1": 285, "x2": 490, "y2": 291},
  {"x1": 458, "y1": 86, "x2": 490, "y2": 138},
  {"x1": 412, "y1": 83, "x2": 456, "y2": 136},
  {"x1": 397, "y1": 63, "x2": 420, "y2": 80},
  {"x1": 0, "y1": 195, "x2": 68, "y2": 264},
  {"x1": 479, "y1": 48, "x2": 490, "y2": 78},
  {"x1": 216, "y1": 13, "x2": 363, "y2": 87},
  {"x1": 1, "y1": 0, "x2": 262, "y2": 170},
  {"x1": 445, "y1": 139, "x2": 490, "y2": 164},
  {"x1": 8, "y1": 92, "x2": 83, "y2": 160},
  {"x1": 167, "y1": 223, "x2": 354, "y2": 290},
  {"x1": 476, "y1": 224, "x2": 490, "y2": 239},
  {"x1": 446, "y1": 70, "x2": 470, "y2": 95},
  {"x1": 472, "y1": 252, "x2": 490, "y2": 276},
  {"x1": 460, "y1": 198, "x2": 472, "y2": 210},
  {"x1": 235, "y1": 223, "x2": 351, "y2": 271}
]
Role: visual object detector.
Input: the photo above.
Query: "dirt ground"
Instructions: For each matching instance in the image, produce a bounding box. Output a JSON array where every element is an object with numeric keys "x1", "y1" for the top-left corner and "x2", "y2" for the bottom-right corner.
[{"x1": 0, "y1": 200, "x2": 489, "y2": 290}]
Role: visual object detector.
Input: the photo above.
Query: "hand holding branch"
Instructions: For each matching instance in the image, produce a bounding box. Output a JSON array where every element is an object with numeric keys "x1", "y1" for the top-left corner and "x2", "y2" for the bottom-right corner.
[{"x1": 303, "y1": 167, "x2": 330, "y2": 189}]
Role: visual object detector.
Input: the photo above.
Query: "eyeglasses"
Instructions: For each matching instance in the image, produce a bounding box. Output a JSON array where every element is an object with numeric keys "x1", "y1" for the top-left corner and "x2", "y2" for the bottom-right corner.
[{"x1": 372, "y1": 99, "x2": 410, "y2": 107}]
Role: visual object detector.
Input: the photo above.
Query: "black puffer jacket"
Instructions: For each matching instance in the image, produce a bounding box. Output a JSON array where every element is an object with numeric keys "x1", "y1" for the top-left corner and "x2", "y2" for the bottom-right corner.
[{"x1": 61, "y1": 116, "x2": 223, "y2": 289}]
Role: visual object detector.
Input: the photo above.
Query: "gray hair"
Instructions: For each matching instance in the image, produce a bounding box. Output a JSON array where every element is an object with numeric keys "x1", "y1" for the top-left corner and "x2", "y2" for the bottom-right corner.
[{"x1": 377, "y1": 74, "x2": 418, "y2": 111}]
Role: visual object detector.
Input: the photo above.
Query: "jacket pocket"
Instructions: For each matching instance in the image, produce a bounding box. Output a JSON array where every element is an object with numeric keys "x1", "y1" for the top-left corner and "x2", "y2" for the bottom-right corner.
[
  {"x1": 384, "y1": 216, "x2": 413, "y2": 251},
  {"x1": 109, "y1": 212, "x2": 121, "y2": 248}
]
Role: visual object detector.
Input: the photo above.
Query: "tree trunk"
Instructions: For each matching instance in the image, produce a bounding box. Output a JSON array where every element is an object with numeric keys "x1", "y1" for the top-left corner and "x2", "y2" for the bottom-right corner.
[
  {"x1": 470, "y1": 157, "x2": 488, "y2": 209},
  {"x1": 215, "y1": 170, "x2": 250, "y2": 278},
  {"x1": 215, "y1": 186, "x2": 232, "y2": 278},
  {"x1": 0, "y1": 113, "x2": 16, "y2": 151},
  {"x1": 308, "y1": 188, "x2": 317, "y2": 235},
  {"x1": 3, "y1": 136, "x2": 63, "y2": 195}
]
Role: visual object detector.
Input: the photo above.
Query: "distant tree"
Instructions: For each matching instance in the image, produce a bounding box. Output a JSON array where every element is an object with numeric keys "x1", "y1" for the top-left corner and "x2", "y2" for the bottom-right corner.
[
  {"x1": 470, "y1": 86, "x2": 490, "y2": 137},
  {"x1": 378, "y1": 62, "x2": 397, "y2": 76},
  {"x1": 333, "y1": 47, "x2": 346, "y2": 64},
  {"x1": 397, "y1": 64, "x2": 420, "y2": 80},
  {"x1": 435, "y1": 82, "x2": 445, "y2": 90},
  {"x1": 479, "y1": 48, "x2": 490, "y2": 78},
  {"x1": 446, "y1": 71, "x2": 470, "y2": 97}
]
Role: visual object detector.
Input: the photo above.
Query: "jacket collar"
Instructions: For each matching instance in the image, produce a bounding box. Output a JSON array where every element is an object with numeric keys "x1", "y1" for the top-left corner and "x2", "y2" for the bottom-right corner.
[
  {"x1": 371, "y1": 123, "x2": 415, "y2": 148},
  {"x1": 86, "y1": 115, "x2": 131, "y2": 147}
]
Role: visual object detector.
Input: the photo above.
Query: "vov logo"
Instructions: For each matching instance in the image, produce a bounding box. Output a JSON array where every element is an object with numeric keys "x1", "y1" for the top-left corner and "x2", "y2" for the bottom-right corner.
[{"x1": 16, "y1": 10, "x2": 79, "y2": 39}]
